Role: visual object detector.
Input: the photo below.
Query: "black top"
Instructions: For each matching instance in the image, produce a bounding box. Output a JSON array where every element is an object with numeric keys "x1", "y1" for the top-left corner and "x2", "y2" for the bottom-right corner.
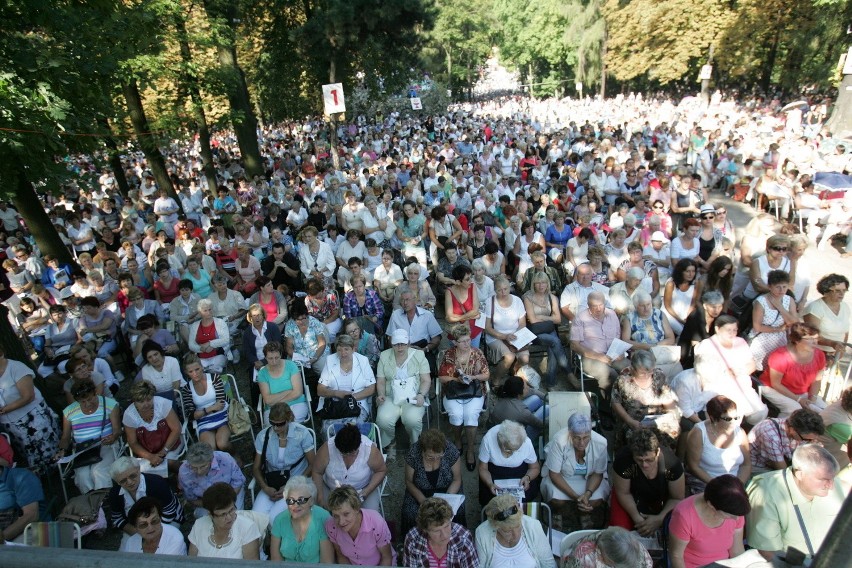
[{"x1": 613, "y1": 446, "x2": 683, "y2": 515}]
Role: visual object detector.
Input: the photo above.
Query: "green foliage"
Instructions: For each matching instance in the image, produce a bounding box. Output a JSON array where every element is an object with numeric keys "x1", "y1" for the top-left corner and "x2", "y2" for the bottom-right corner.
[
  {"x1": 427, "y1": 0, "x2": 493, "y2": 99},
  {"x1": 347, "y1": 81, "x2": 451, "y2": 118}
]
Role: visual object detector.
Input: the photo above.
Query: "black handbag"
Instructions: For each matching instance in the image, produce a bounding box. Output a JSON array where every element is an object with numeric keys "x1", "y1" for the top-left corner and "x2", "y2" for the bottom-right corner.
[
  {"x1": 444, "y1": 379, "x2": 480, "y2": 400},
  {"x1": 528, "y1": 320, "x2": 556, "y2": 335},
  {"x1": 260, "y1": 427, "x2": 305, "y2": 490},
  {"x1": 321, "y1": 395, "x2": 361, "y2": 419},
  {"x1": 71, "y1": 396, "x2": 107, "y2": 469}
]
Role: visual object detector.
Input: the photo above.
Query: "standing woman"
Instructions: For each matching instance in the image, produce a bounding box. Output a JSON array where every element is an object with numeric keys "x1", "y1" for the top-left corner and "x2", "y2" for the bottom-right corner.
[
  {"x1": 180, "y1": 354, "x2": 231, "y2": 452},
  {"x1": 396, "y1": 199, "x2": 428, "y2": 268},
  {"x1": 0, "y1": 347, "x2": 59, "y2": 472},
  {"x1": 444, "y1": 265, "x2": 483, "y2": 348},
  {"x1": 663, "y1": 258, "x2": 701, "y2": 336}
]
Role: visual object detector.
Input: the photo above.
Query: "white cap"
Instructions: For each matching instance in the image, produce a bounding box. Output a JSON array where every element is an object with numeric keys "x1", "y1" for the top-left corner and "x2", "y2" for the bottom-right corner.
[
  {"x1": 651, "y1": 231, "x2": 669, "y2": 242},
  {"x1": 391, "y1": 329, "x2": 410, "y2": 345}
]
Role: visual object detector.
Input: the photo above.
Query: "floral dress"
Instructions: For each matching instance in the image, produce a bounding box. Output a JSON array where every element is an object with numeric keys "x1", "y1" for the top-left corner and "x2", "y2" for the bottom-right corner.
[
  {"x1": 401, "y1": 441, "x2": 463, "y2": 534},
  {"x1": 612, "y1": 368, "x2": 680, "y2": 448},
  {"x1": 748, "y1": 294, "x2": 791, "y2": 372},
  {"x1": 284, "y1": 316, "x2": 329, "y2": 360}
]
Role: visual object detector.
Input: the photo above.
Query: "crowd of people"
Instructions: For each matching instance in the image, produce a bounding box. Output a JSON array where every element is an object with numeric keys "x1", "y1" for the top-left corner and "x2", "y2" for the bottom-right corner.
[{"x1": 0, "y1": 89, "x2": 851, "y2": 567}]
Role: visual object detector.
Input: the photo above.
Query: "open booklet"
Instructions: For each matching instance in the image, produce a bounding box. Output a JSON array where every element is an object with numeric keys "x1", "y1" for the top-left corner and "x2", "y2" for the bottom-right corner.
[
  {"x1": 605, "y1": 338, "x2": 632, "y2": 360},
  {"x1": 509, "y1": 327, "x2": 537, "y2": 350},
  {"x1": 432, "y1": 493, "x2": 465, "y2": 515},
  {"x1": 494, "y1": 478, "x2": 526, "y2": 503}
]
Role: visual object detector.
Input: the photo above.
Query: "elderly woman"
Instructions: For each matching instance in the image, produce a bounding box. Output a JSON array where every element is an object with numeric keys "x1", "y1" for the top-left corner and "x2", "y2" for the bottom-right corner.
[
  {"x1": 396, "y1": 199, "x2": 428, "y2": 268},
  {"x1": 404, "y1": 497, "x2": 479, "y2": 568},
  {"x1": 472, "y1": 258, "x2": 496, "y2": 307},
  {"x1": 694, "y1": 315, "x2": 768, "y2": 425},
  {"x1": 233, "y1": 243, "x2": 262, "y2": 296},
  {"x1": 759, "y1": 322, "x2": 827, "y2": 417},
  {"x1": 394, "y1": 262, "x2": 437, "y2": 310},
  {"x1": 285, "y1": 301, "x2": 329, "y2": 372},
  {"x1": 611, "y1": 430, "x2": 685, "y2": 536},
  {"x1": 271, "y1": 476, "x2": 334, "y2": 563},
  {"x1": 298, "y1": 226, "x2": 336, "y2": 284},
  {"x1": 313, "y1": 423, "x2": 387, "y2": 512},
  {"x1": 248, "y1": 276, "x2": 289, "y2": 329},
  {"x1": 305, "y1": 277, "x2": 342, "y2": 343},
  {"x1": 612, "y1": 350, "x2": 681, "y2": 449},
  {"x1": 123, "y1": 381, "x2": 183, "y2": 474},
  {"x1": 609, "y1": 267, "x2": 646, "y2": 317},
  {"x1": 402, "y1": 429, "x2": 464, "y2": 534},
  {"x1": 803, "y1": 274, "x2": 850, "y2": 361},
  {"x1": 662, "y1": 258, "x2": 701, "y2": 335},
  {"x1": 542, "y1": 413, "x2": 610, "y2": 532},
  {"x1": 617, "y1": 241, "x2": 660, "y2": 297},
  {"x1": 820, "y1": 386, "x2": 852, "y2": 469},
  {"x1": 178, "y1": 442, "x2": 245, "y2": 517},
  {"x1": 622, "y1": 290, "x2": 680, "y2": 378},
  {"x1": 485, "y1": 275, "x2": 530, "y2": 384},
  {"x1": 325, "y1": 485, "x2": 396, "y2": 565},
  {"x1": 139, "y1": 340, "x2": 183, "y2": 397},
  {"x1": 376, "y1": 329, "x2": 430, "y2": 457},
  {"x1": 188, "y1": 482, "x2": 261, "y2": 559},
  {"x1": 678, "y1": 290, "x2": 725, "y2": 369},
  {"x1": 257, "y1": 342, "x2": 308, "y2": 424},
  {"x1": 344, "y1": 318, "x2": 381, "y2": 368},
  {"x1": 242, "y1": 303, "x2": 283, "y2": 392},
  {"x1": 562, "y1": 527, "x2": 652, "y2": 568},
  {"x1": 317, "y1": 334, "x2": 376, "y2": 431},
  {"x1": 343, "y1": 274, "x2": 385, "y2": 335},
  {"x1": 119, "y1": 496, "x2": 187, "y2": 555},
  {"x1": 108, "y1": 456, "x2": 185, "y2": 540},
  {"x1": 188, "y1": 298, "x2": 230, "y2": 373},
  {"x1": 55, "y1": 378, "x2": 121, "y2": 493},
  {"x1": 180, "y1": 354, "x2": 231, "y2": 451},
  {"x1": 669, "y1": 475, "x2": 750, "y2": 568},
  {"x1": 523, "y1": 272, "x2": 569, "y2": 387},
  {"x1": 478, "y1": 420, "x2": 541, "y2": 506},
  {"x1": 475, "y1": 493, "x2": 555, "y2": 568},
  {"x1": 251, "y1": 402, "x2": 315, "y2": 519},
  {"x1": 439, "y1": 323, "x2": 490, "y2": 470},
  {"x1": 684, "y1": 396, "x2": 750, "y2": 495},
  {"x1": 0, "y1": 347, "x2": 59, "y2": 472},
  {"x1": 491, "y1": 375, "x2": 548, "y2": 441}
]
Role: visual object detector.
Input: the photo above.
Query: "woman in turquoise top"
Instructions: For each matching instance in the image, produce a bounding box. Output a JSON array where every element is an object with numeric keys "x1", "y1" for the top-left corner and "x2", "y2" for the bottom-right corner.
[
  {"x1": 183, "y1": 256, "x2": 212, "y2": 299},
  {"x1": 256, "y1": 341, "x2": 308, "y2": 423},
  {"x1": 395, "y1": 199, "x2": 427, "y2": 267},
  {"x1": 271, "y1": 476, "x2": 334, "y2": 563}
]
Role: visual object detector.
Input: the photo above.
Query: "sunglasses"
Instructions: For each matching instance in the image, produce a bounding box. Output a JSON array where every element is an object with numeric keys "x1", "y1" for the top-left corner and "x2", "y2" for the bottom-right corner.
[
  {"x1": 286, "y1": 496, "x2": 311, "y2": 506},
  {"x1": 718, "y1": 415, "x2": 740, "y2": 422},
  {"x1": 270, "y1": 421, "x2": 288, "y2": 428},
  {"x1": 653, "y1": 205, "x2": 664, "y2": 210},
  {"x1": 494, "y1": 505, "x2": 519, "y2": 522},
  {"x1": 770, "y1": 246, "x2": 788, "y2": 252},
  {"x1": 701, "y1": 214, "x2": 715, "y2": 219},
  {"x1": 135, "y1": 516, "x2": 162, "y2": 530}
]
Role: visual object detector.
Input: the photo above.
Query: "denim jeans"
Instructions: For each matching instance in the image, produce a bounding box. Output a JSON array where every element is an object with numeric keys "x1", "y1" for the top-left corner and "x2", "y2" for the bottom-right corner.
[{"x1": 534, "y1": 331, "x2": 569, "y2": 387}]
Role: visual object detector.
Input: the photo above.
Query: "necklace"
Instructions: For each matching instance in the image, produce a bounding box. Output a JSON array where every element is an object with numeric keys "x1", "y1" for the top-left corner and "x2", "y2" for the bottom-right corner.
[{"x1": 209, "y1": 529, "x2": 233, "y2": 549}]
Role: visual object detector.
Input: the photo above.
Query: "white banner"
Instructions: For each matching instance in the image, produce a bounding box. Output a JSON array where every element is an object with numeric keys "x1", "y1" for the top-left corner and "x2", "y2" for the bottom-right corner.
[{"x1": 322, "y1": 83, "x2": 346, "y2": 114}]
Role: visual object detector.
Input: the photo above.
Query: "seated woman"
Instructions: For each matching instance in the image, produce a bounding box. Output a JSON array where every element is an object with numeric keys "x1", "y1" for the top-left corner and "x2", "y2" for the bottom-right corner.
[
  {"x1": 251, "y1": 403, "x2": 315, "y2": 520},
  {"x1": 541, "y1": 413, "x2": 610, "y2": 532},
  {"x1": 257, "y1": 341, "x2": 308, "y2": 424},
  {"x1": 248, "y1": 276, "x2": 289, "y2": 330},
  {"x1": 662, "y1": 258, "x2": 701, "y2": 336},
  {"x1": 180, "y1": 354, "x2": 231, "y2": 452},
  {"x1": 402, "y1": 429, "x2": 464, "y2": 535},
  {"x1": 119, "y1": 496, "x2": 187, "y2": 555},
  {"x1": 490, "y1": 375, "x2": 548, "y2": 441},
  {"x1": 189, "y1": 482, "x2": 261, "y2": 559},
  {"x1": 343, "y1": 274, "x2": 385, "y2": 335},
  {"x1": 188, "y1": 298, "x2": 230, "y2": 374},
  {"x1": 478, "y1": 420, "x2": 541, "y2": 506},
  {"x1": 561, "y1": 526, "x2": 652, "y2": 568},
  {"x1": 609, "y1": 267, "x2": 646, "y2": 317},
  {"x1": 621, "y1": 290, "x2": 680, "y2": 378},
  {"x1": 325, "y1": 485, "x2": 396, "y2": 566},
  {"x1": 694, "y1": 315, "x2": 769, "y2": 425},
  {"x1": 344, "y1": 318, "x2": 381, "y2": 369},
  {"x1": 484, "y1": 275, "x2": 530, "y2": 385},
  {"x1": 242, "y1": 303, "x2": 283, "y2": 396},
  {"x1": 317, "y1": 335, "x2": 375, "y2": 433},
  {"x1": 77, "y1": 295, "x2": 119, "y2": 362},
  {"x1": 108, "y1": 457, "x2": 185, "y2": 542},
  {"x1": 123, "y1": 381, "x2": 183, "y2": 475},
  {"x1": 403, "y1": 497, "x2": 479, "y2": 568},
  {"x1": 611, "y1": 350, "x2": 681, "y2": 449},
  {"x1": 820, "y1": 386, "x2": 852, "y2": 469},
  {"x1": 678, "y1": 290, "x2": 725, "y2": 370},
  {"x1": 611, "y1": 430, "x2": 685, "y2": 536},
  {"x1": 178, "y1": 442, "x2": 245, "y2": 517},
  {"x1": 475, "y1": 493, "x2": 555, "y2": 568},
  {"x1": 305, "y1": 277, "x2": 343, "y2": 344},
  {"x1": 803, "y1": 273, "x2": 850, "y2": 363},
  {"x1": 139, "y1": 341, "x2": 184, "y2": 398},
  {"x1": 312, "y1": 423, "x2": 387, "y2": 512},
  {"x1": 438, "y1": 323, "x2": 490, "y2": 470},
  {"x1": 55, "y1": 378, "x2": 121, "y2": 494},
  {"x1": 685, "y1": 396, "x2": 751, "y2": 495},
  {"x1": 284, "y1": 301, "x2": 330, "y2": 373},
  {"x1": 668, "y1": 475, "x2": 750, "y2": 568},
  {"x1": 759, "y1": 322, "x2": 827, "y2": 418},
  {"x1": 748, "y1": 269, "x2": 800, "y2": 371},
  {"x1": 375, "y1": 329, "x2": 430, "y2": 458},
  {"x1": 270, "y1": 476, "x2": 334, "y2": 563},
  {"x1": 522, "y1": 271, "x2": 569, "y2": 387}
]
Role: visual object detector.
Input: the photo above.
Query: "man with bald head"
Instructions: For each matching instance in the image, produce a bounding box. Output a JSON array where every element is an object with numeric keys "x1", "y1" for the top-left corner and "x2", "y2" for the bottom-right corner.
[
  {"x1": 569, "y1": 291, "x2": 628, "y2": 390},
  {"x1": 560, "y1": 263, "x2": 610, "y2": 322}
]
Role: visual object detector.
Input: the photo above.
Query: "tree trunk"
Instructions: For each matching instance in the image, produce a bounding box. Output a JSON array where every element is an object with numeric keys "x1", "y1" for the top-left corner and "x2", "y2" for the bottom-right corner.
[
  {"x1": 98, "y1": 118, "x2": 130, "y2": 200},
  {"x1": 11, "y1": 164, "x2": 75, "y2": 266},
  {"x1": 202, "y1": 0, "x2": 263, "y2": 178},
  {"x1": 466, "y1": 56, "x2": 472, "y2": 102},
  {"x1": 445, "y1": 46, "x2": 452, "y2": 98},
  {"x1": 121, "y1": 80, "x2": 181, "y2": 208},
  {"x1": 827, "y1": 72, "x2": 852, "y2": 139},
  {"x1": 760, "y1": 28, "x2": 782, "y2": 92},
  {"x1": 175, "y1": 12, "x2": 220, "y2": 198},
  {"x1": 600, "y1": 28, "x2": 607, "y2": 98}
]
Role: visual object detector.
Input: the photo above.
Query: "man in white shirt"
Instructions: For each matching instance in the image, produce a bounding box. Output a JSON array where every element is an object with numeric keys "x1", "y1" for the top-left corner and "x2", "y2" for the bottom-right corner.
[
  {"x1": 0, "y1": 202, "x2": 21, "y2": 233},
  {"x1": 560, "y1": 263, "x2": 610, "y2": 322}
]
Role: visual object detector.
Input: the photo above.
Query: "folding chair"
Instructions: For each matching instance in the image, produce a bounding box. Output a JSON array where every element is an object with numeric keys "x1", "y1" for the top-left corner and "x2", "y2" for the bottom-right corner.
[
  {"x1": 23, "y1": 521, "x2": 82, "y2": 549},
  {"x1": 221, "y1": 373, "x2": 257, "y2": 443},
  {"x1": 325, "y1": 421, "x2": 388, "y2": 516},
  {"x1": 570, "y1": 351, "x2": 596, "y2": 393},
  {"x1": 559, "y1": 529, "x2": 599, "y2": 558},
  {"x1": 548, "y1": 391, "x2": 598, "y2": 440}
]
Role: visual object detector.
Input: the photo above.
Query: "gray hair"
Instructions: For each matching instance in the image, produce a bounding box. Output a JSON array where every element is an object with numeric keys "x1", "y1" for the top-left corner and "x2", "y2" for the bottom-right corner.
[
  {"x1": 623, "y1": 213, "x2": 637, "y2": 226},
  {"x1": 336, "y1": 334, "x2": 355, "y2": 350},
  {"x1": 595, "y1": 526, "x2": 648, "y2": 568},
  {"x1": 211, "y1": 274, "x2": 228, "y2": 284},
  {"x1": 567, "y1": 412, "x2": 592, "y2": 435},
  {"x1": 186, "y1": 442, "x2": 214, "y2": 466},
  {"x1": 197, "y1": 298, "x2": 213, "y2": 312},
  {"x1": 282, "y1": 475, "x2": 318, "y2": 500},
  {"x1": 471, "y1": 258, "x2": 485, "y2": 271},
  {"x1": 631, "y1": 349, "x2": 656, "y2": 372},
  {"x1": 626, "y1": 266, "x2": 645, "y2": 280},
  {"x1": 701, "y1": 290, "x2": 725, "y2": 306},
  {"x1": 631, "y1": 290, "x2": 653, "y2": 308},
  {"x1": 496, "y1": 420, "x2": 527, "y2": 450},
  {"x1": 792, "y1": 443, "x2": 839, "y2": 476},
  {"x1": 109, "y1": 456, "x2": 140, "y2": 479},
  {"x1": 587, "y1": 290, "x2": 606, "y2": 305}
]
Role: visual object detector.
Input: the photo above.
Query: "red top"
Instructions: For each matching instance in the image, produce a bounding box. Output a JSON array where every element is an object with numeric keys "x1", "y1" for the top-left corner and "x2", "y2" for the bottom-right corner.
[
  {"x1": 450, "y1": 283, "x2": 482, "y2": 339},
  {"x1": 153, "y1": 276, "x2": 180, "y2": 304},
  {"x1": 760, "y1": 346, "x2": 826, "y2": 395},
  {"x1": 195, "y1": 322, "x2": 219, "y2": 359}
]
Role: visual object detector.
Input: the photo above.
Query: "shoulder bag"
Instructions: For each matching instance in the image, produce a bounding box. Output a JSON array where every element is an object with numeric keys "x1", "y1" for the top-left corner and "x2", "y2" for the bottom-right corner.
[{"x1": 260, "y1": 427, "x2": 305, "y2": 490}]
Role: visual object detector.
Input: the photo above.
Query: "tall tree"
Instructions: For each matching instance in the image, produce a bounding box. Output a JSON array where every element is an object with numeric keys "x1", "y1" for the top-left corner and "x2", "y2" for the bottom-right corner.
[
  {"x1": 564, "y1": 0, "x2": 606, "y2": 96},
  {"x1": 428, "y1": 1, "x2": 492, "y2": 100}
]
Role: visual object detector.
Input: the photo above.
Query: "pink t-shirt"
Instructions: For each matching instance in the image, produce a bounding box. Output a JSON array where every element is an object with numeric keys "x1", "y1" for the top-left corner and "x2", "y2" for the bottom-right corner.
[
  {"x1": 325, "y1": 508, "x2": 396, "y2": 566},
  {"x1": 760, "y1": 346, "x2": 826, "y2": 395},
  {"x1": 669, "y1": 495, "x2": 744, "y2": 568}
]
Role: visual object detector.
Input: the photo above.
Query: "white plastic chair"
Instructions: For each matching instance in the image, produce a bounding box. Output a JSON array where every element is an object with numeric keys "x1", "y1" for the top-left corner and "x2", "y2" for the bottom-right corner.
[{"x1": 559, "y1": 529, "x2": 599, "y2": 558}]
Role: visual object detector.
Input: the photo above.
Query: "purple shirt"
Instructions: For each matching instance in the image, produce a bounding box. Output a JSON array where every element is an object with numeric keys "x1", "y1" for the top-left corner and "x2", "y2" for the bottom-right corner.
[
  {"x1": 178, "y1": 451, "x2": 245, "y2": 503},
  {"x1": 325, "y1": 508, "x2": 395, "y2": 566},
  {"x1": 570, "y1": 307, "x2": 620, "y2": 354}
]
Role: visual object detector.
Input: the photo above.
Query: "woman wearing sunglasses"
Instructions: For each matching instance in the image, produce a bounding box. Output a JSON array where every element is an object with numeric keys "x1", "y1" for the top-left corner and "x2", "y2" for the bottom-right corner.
[
  {"x1": 251, "y1": 403, "x2": 315, "y2": 520},
  {"x1": 270, "y1": 476, "x2": 334, "y2": 563},
  {"x1": 475, "y1": 493, "x2": 554, "y2": 568},
  {"x1": 120, "y1": 496, "x2": 187, "y2": 555},
  {"x1": 189, "y1": 482, "x2": 260, "y2": 559},
  {"x1": 684, "y1": 396, "x2": 751, "y2": 495}
]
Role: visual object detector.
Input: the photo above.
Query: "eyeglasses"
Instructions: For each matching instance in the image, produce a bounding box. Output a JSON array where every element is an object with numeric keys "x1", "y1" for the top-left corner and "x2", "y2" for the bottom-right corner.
[
  {"x1": 828, "y1": 288, "x2": 848, "y2": 294},
  {"x1": 718, "y1": 415, "x2": 740, "y2": 422},
  {"x1": 135, "y1": 516, "x2": 162, "y2": 530},
  {"x1": 270, "y1": 421, "x2": 288, "y2": 428},
  {"x1": 770, "y1": 246, "x2": 788, "y2": 252},
  {"x1": 701, "y1": 214, "x2": 715, "y2": 219},
  {"x1": 494, "y1": 505, "x2": 519, "y2": 522},
  {"x1": 653, "y1": 205, "x2": 664, "y2": 210},
  {"x1": 212, "y1": 506, "x2": 237, "y2": 518},
  {"x1": 286, "y1": 496, "x2": 311, "y2": 506}
]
